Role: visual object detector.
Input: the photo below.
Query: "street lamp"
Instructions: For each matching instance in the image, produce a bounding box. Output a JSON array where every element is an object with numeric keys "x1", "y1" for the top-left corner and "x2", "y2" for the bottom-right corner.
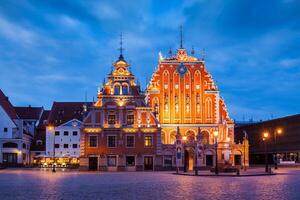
[
  {"x1": 48, "y1": 125, "x2": 56, "y2": 173},
  {"x1": 182, "y1": 136, "x2": 187, "y2": 172},
  {"x1": 274, "y1": 128, "x2": 283, "y2": 170},
  {"x1": 213, "y1": 130, "x2": 219, "y2": 175},
  {"x1": 263, "y1": 132, "x2": 269, "y2": 173}
]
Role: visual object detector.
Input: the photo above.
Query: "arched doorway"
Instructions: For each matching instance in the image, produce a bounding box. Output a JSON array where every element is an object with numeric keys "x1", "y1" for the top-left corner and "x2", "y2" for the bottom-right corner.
[{"x1": 184, "y1": 147, "x2": 195, "y2": 171}]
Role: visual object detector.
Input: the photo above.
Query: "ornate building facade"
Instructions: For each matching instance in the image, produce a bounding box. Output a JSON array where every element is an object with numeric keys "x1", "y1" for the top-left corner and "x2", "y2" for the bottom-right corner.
[
  {"x1": 80, "y1": 52, "x2": 162, "y2": 171},
  {"x1": 147, "y1": 45, "x2": 249, "y2": 170}
]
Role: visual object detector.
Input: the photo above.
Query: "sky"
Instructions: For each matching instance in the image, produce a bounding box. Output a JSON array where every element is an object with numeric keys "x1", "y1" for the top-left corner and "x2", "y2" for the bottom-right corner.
[{"x1": 0, "y1": 0, "x2": 299, "y2": 121}]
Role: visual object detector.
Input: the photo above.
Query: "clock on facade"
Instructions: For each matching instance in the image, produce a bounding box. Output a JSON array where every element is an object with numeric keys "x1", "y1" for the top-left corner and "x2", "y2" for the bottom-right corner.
[{"x1": 177, "y1": 63, "x2": 187, "y2": 78}]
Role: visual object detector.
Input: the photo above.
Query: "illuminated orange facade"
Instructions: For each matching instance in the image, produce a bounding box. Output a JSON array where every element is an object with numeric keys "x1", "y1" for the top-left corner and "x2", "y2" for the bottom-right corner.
[
  {"x1": 79, "y1": 53, "x2": 162, "y2": 171},
  {"x1": 147, "y1": 46, "x2": 249, "y2": 170}
]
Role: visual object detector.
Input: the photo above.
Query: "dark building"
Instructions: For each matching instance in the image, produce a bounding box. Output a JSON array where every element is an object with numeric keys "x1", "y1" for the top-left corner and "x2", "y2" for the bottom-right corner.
[{"x1": 235, "y1": 114, "x2": 300, "y2": 165}]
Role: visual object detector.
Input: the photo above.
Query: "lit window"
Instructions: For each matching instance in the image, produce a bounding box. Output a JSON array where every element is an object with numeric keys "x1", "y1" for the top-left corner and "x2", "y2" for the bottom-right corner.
[
  {"x1": 144, "y1": 135, "x2": 153, "y2": 147},
  {"x1": 126, "y1": 135, "x2": 135, "y2": 147},
  {"x1": 127, "y1": 111, "x2": 134, "y2": 125},
  {"x1": 108, "y1": 111, "x2": 116, "y2": 125},
  {"x1": 107, "y1": 136, "x2": 116, "y2": 147},
  {"x1": 107, "y1": 155, "x2": 117, "y2": 166}
]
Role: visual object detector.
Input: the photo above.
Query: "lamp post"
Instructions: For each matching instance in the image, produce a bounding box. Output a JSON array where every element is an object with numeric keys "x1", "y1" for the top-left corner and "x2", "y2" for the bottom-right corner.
[
  {"x1": 263, "y1": 132, "x2": 269, "y2": 173},
  {"x1": 182, "y1": 136, "x2": 187, "y2": 172},
  {"x1": 213, "y1": 130, "x2": 219, "y2": 175},
  {"x1": 51, "y1": 126, "x2": 56, "y2": 173},
  {"x1": 274, "y1": 128, "x2": 282, "y2": 170}
]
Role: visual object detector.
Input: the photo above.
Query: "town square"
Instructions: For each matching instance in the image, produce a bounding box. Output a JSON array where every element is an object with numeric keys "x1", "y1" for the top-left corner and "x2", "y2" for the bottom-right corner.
[{"x1": 0, "y1": 0, "x2": 300, "y2": 199}]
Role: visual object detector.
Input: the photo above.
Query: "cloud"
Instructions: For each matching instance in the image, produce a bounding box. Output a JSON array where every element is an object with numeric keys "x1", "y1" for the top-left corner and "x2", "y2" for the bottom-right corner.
[{"x1": 0, "y1": 16, "x2": 37, "y2": 45}]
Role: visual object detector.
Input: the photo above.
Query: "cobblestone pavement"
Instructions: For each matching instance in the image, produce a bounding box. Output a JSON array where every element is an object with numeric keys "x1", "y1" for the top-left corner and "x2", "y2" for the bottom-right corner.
[{"x1": 0, "y1": 168, "x2": 300, "y2": 200}]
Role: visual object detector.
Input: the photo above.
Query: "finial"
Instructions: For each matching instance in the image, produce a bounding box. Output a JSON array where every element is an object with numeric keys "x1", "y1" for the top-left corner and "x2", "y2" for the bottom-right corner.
[
  {"x1": 179, "y1": 25, "x2": 183, "y2": 48},
  {"x1": 118, "y1": 32, "x2": 125, "y2": 60},
  {"x1": 191, "y1": 46, "x2": 195, "y2": 55},
  {"x1": 202, "y1": 48, "x2": 205, "y2": 61},
  {"x1": 168, "y1": 47, "x2": 172, "y2": 57}
]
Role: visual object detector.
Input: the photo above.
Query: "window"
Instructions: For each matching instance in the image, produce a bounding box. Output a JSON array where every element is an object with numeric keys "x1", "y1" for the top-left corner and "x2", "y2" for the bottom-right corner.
[
  {"x1": 89, "y1": 136, "x2": 97, "y2": 147},
  {"x1": 22, "y1": 143, "x2": 26, "y2": 149},
  {"x1": 2, "y1": 142, "x2": 18, "y2": 148},
  {"x1": 73, "y1": 131, "x2": 78, "y2": 136},
  {"x1": 107, "y1": 155, "x2": 117, "y2": 166},
  {"x1": 127, "y1": 111, "x2": 134, "y2": 125},
  {"x1": 72, "y1": 144, "x2": 78, "y2": 148},
  {"x1": 55, "y1": 131, "x2": 59, "y2": 136},
  {"x1": 122, "y1": 85, "x2": 129, "y2": 95},
  {"x1": 144, "y1": 135, "x2": 153, "y2": 147},
  {"x1": 164, "y1": 155, "x2": 173, "y2": 167},
  {"x1": 3, "y1": 128, "x2": 8, "y2": 132},
  {"x1": 107, "y1": 136, "x2": 116, "y2": 147},
  {"x1": 108, "y1": 111, "x2": 116, "y2": 125},
  {"x1": 64, "y1": 131, "x2": 69, "y2": 136},
  {"x1": 126, "y1": 135, "x2": 135, "y2": 147},
  {"x1": 114, "y1": 85, "x2": 120, "y2": 95},
  {"x1": 126, "y1": 156, "x2": 135, "y2": 166},
  {"x1": 54, "y1": 144, "x2": 59, "y2": 148},
  {"x1": 63, "y1": 144, "x2": 68, "y2": 148}
]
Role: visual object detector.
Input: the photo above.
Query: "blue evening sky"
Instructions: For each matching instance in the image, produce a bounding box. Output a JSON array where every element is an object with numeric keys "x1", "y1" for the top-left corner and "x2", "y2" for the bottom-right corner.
[{"x1": 0, "y1": 0, "x2": 299, "y2": 121}]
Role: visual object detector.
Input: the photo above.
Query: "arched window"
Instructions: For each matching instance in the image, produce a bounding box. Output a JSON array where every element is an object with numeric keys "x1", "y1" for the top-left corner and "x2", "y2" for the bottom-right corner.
[
  {"x1": 161, "y1": 131, "x2": 166, "y2": 144},
  {"x1": 202, "y1": 131, "x2": 210, "y2": 144},
  {"x1": 114, "y1": 85, "x2": 120, "y2": 95},
  {"x1": 122, "y1": 84, "x2": 129, "y2": 95},
  {"x1": 170, "y1": 132, "x2": 176, "y2": 144}
]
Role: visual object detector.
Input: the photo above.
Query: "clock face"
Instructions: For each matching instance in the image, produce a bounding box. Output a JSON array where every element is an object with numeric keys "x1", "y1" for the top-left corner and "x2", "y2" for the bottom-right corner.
[{"x1": 177, "y1": 63, "x2": 187, "y2": 78}]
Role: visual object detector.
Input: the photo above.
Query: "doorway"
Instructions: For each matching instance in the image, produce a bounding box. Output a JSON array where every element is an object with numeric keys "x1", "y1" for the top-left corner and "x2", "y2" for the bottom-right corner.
[
  {"x1": 234, "y1": 155, "x2": 242, "y2": 166},
  {"x1": 3, "y1": 153, "x2": 17, "y2": 166},
  {"x1": 206, "y1": 155, "x2": 213, "y2": 166},
  {"x1": 88, "y1": 157, "x2": 98, "y2": 170},
  {"x1": 144, "y1": 156, "x2": 153, "y2": 170}
]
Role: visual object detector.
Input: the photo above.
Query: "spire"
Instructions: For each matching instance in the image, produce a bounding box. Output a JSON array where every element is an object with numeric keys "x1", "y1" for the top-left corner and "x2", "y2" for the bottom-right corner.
[
  {"x1": 168, "y1": 47, "x2": 172, "y2": 57},
  {"x1": 201, "y1": 48, "x2": 205, "y2": 61},
  {"x1": 179, "y1": 25, "x2": 183, "y2": 48},
  {"x1": 118, "y1": 32, "x2": 125, "y2": 60},
  {"x1": 191, "y1": 46, "x2": 195, "y2": 55}
]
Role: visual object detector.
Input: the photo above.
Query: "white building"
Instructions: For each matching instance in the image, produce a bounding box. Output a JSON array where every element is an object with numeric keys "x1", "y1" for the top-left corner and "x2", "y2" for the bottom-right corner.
[
  {"x1": 0, "y1": 90, "x2": 33, "y2": 166},
  {"x1": 44, "y1": 102, "x2": 90, "y2": 167}
]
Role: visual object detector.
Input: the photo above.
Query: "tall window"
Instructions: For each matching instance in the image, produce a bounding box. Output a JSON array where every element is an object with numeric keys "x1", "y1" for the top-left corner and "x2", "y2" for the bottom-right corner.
[
  {"x1": 144, "y1": 135, "x2": 153, "y2": 147},
  {"x1": 107, "y1": 135, "x2": 116, "y2": 147},
  {"x1": 107, "y1": 155, "x2": 117, "y2": 166},
  {"x1": 122, "y1": 85, "x2": 129, "y2": 95},
  {"x1": 55, "y1": 131, "x2": 59, "y2": 136},
  {"x1": 108, "y1": 111, "x2": 116, "y2": 125},
  {"x1": 89, "y1": 136, "x2": 97, "y2": 147},
  {"x1": 126, "y1": 135, "x2": 135, "y2": 147},
  {"x1": 114, "y1": 85, "x2": 120, "y2": 95},
  {"x1": 127, "y1": 111, "x2": 134, "y2": 125}
]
